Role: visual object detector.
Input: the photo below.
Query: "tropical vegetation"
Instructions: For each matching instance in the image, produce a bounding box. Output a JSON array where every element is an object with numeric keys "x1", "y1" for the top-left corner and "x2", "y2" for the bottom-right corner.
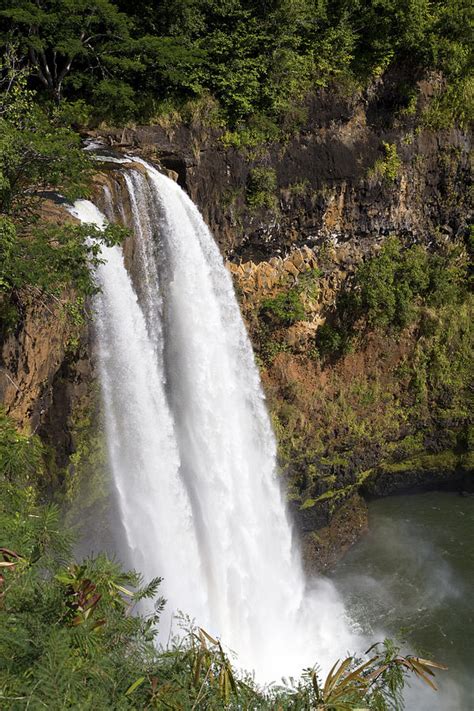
[
  {"x1": 0, "y1": 52, "x2": 126, "y2": 334},
  {"x1": 0, "y1": 409, "x2": 446, "y2": 708},
  {"x1": 0, "y1": 0, "x2": 471, "y2": 129},
  {"x1": 0, "y1": 1, "x2": 470, "y2": 708}
]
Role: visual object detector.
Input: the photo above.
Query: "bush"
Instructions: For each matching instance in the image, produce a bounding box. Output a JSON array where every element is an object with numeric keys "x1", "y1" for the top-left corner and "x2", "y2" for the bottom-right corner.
[
  {"x1": 316, "y1": 236, "x2": 470, "y2": 358},
  {"x1": 246, "y1": 167, "x2": 278, "y2": 210},
  {"x1": 369, "y1": 142, "x2": 402, "y2": 183},
  {"x1": 354, "y1": 239, "x2": 430, "y2": 328},
  {"x1": 261, "y1": 289, "x2": 305, "y2": 326},
  {"x1": 316, "y1": 322, "x2": 345, "y2": 358},
  {"x1": 0, "y1": 410, "x2": 446, "y2": 708}
]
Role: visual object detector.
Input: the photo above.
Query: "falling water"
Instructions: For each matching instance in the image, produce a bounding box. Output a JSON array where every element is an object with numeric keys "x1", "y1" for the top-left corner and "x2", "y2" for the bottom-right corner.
[{"x1": 68, "y1": 160, "x2": 358, "y2": 681}]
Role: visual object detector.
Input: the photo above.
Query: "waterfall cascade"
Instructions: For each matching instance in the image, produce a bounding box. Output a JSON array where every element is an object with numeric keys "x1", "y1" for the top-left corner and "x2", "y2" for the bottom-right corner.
[{"x1": 68, "y1": 159, "x2": 358, "y2": 681}]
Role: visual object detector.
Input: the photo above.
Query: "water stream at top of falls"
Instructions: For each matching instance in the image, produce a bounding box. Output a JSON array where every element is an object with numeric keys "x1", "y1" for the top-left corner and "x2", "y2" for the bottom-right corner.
[{"x1": 68, "y1": 159, "x2": 359, "y2": 682}]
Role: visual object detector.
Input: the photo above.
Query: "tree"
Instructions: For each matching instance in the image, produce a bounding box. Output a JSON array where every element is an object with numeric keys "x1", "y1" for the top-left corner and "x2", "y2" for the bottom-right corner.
[
  {"x1": 0, "y1": 42, "x2": 91, "y2": 215},
  {"x1": 0, "y1": 0, "x2": 132, "y2": 102},
  {"x1": 0, "y1": 53, "x2": 127, "y2": 333}
]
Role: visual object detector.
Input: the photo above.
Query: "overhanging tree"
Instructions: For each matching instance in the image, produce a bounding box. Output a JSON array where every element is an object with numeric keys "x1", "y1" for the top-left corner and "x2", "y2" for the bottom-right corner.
[{"x1": 0, "y1": 53, "x2": 127, "y2": 333}]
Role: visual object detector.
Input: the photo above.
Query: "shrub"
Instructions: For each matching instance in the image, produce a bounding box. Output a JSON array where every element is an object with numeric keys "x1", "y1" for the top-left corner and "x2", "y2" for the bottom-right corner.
[
  {"x1": 369, "y1": 142, "x2": 402, "y2": 183},
  {"x1": 246, "y1": 167, "x2": 278, "y2": 210},
  {"x1": 0, "y1": 408, "x2": 447, "y2": 708},
  {"x1": 316, "y1": 322, "x2": 345, "y2": 358},
  {"x1": 260, "y1": 289, "x2": 305, "y2": 326},
  {"x1": 354, "y1": 238, "x2": 429, "y2": 328},
  {"x1": 316, "y1": 236, "x2": 470, "y2": 359}
]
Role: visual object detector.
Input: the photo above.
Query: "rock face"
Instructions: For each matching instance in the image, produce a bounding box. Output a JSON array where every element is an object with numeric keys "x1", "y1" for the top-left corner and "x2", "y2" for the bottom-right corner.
[
  {"x1": 1, "y1": 202, "x2": 87, "y2": 433},
  {"x1": 100, "y1": 79, "x2": 470, "y2": 264},
  {"x1": 300, "y1": 494, "x2": 369, "y2": 573},
  {"x1": 0, "y1": 200, "x2": 95, "y2": 499},
  {"x1": 2, "y1": 74, "x2": 471, "y2": 571},
  {"x1": 1, "y1": 291, "x2": 72, "y2": 432},
  {"x1": 0, "y1": 290, "x2": 92, "y2": 453}
]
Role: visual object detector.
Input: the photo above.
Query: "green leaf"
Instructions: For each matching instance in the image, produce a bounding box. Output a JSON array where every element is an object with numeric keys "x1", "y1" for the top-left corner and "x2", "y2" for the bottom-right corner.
[{"x1": 124, "y1": 676, "x2": 146, "y2": 696}]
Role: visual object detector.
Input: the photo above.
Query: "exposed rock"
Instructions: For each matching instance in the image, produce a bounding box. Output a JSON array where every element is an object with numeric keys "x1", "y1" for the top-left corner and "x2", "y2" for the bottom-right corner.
[
  {"x1": 363, "y1": 452, "x2": 473, "y2": 498},
  {"x1": 4, "y1": 73, "x2": 471, "y2": 567},
  {"x1": 0, "y1": 200, "x2": 96, "y2": 492},
  {"x1": 96, "y1": 78, "x2": 471, "y2": 264},
  {"x1": 1, "y1": 293, "x2": 76, "y2": 432},
  {"x1": 0, "y1": 201, "x2": 83, "y2": 433},
  {"x1": 300, "y1": 494, "x2": 369, "y2": 572}
]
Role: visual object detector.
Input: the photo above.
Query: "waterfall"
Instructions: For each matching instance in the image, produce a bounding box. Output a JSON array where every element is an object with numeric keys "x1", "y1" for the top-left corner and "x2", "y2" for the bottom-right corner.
[{"x1": 68, "y1": 161, "x2": 358, "y2": 682}]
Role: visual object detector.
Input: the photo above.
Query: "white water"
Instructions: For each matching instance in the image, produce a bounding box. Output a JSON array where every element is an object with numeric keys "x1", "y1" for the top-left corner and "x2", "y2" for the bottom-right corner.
[{"x1": 68, "y1": 162, "x2": 358, "y2": 682}]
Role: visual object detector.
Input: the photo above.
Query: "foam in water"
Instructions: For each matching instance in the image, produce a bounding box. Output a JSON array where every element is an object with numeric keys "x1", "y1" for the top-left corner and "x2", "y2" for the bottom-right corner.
[{"x1": 68, "y1": 163, "x2": 359, "y2": 682}]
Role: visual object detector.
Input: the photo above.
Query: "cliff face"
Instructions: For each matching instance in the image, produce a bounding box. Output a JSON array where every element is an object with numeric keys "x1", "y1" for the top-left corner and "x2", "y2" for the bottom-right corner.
[
  {"x1": 2, "y1": 75, "x2": 471, "y2": 570},
  {"x1": 229, "y1": 242, "x2": 472, "y2": 570},
  {"x1": 103, "y1": 78, "x2": 470, "y2": 262},
  {"x1": 0, "y1": 200, "x2": 95, "y2": 503},
  {"x1": 97, "y1": 77, "x2": 471, "y2": 568}
]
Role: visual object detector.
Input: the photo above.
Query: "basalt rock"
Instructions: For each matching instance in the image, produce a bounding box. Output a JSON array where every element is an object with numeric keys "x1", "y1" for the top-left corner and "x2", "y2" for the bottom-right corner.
[
  {"x1": 0, "y1": 201, "x2": 86, "y2": 435},
  {"x1": 97, "y1": 79, "x2": 471, "y2": 264},
  {"x1": 300, "y1": 494, "x2": 369, "y2": 572}
]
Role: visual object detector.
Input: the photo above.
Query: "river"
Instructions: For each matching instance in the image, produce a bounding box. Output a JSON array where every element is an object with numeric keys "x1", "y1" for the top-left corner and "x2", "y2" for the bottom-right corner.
[{"x1": 331, "y1": 491, "x2": 474, "y2": 709}]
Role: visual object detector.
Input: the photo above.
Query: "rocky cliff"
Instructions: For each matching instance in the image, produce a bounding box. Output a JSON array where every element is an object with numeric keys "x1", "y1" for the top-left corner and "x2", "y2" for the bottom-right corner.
[
  {"x1": 2, "y1": 75, "x2": 471, "y2": 569},
  {"x1": 97, "y1": 77, "x2": 472, "y2": 568},
  {"x1": 102, "y1": 77, "x2": 470, "y2": 261}
]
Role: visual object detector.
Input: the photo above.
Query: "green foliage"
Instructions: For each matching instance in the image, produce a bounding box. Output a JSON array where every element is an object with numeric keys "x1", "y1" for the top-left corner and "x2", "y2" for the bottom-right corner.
[
  {"x1": 62, "y1": 398, "x2": 114, "y2": 549},
  {"x1": 0, "y1": 213, "x2": 127, "y2": 336},
  {"x1": 0, "y1": 408, "x2": 42, "y2": 484},
  {"x1": 369, "y1": 142, "x2": 402, "y2": 183},
  {"x1": 0, "y1": 50, "x2": 89, "y2": 227},
  {"x1": 266, "y1": 236, "x2": 472, "y2": 511},
  {"x1": 0, "y1": 412, "x2": 164, "y2": 708},
  {"x1": 1, "y1": 411, "x2": 444, "y2": 708},
  {"x1": 221, "y1": 114, "x2": 281, "y2": 150},
  {"x1": 261, "y1": 289, "x2": 305, "y2": 326},
  {"x1": 287, "y1": 179, "x2": 310, "y2": 197},
  {"x1": 0, "y1": 0, "x2": 132, "y2": 100},
  {"x1": 421, "y1": 76, "x2": 474, "y2": 130},
  {"x1": 298, "y1": 267, "x2": 322, "y2": 300},
  {"x1": 255, "y1": 267, "x2": 322, "y2": 362},
  {"x1": 0, "y1": 58, "x2": 128, "y2": 334},
  {"x1": 0, "y1": 0, "x2": 205, "y2": 123},
  {"x1": 0, "y1": 56, "x2": 91, "y2": 215},
  {"x1": 1, "y1": 0, "x2": 470, "y2": 129},
  {"x1": 355, "y1": 238, "x2": 428, "y2": 328},
  {"x1": 316, "y1": 322, "x2": 350, "y2": 359},
  {"x1": 316, "y1": 237, "x2": 471, "y2": 359},
  {"x1": 411, "y1": 295, "x2": 473, "y2": 415},
  {"x1": 246, "y1": 166, "x2": 278, "y2": 210},
  {"x1": 0, "y1": 217, "x2": 126, "y2": 296}
]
